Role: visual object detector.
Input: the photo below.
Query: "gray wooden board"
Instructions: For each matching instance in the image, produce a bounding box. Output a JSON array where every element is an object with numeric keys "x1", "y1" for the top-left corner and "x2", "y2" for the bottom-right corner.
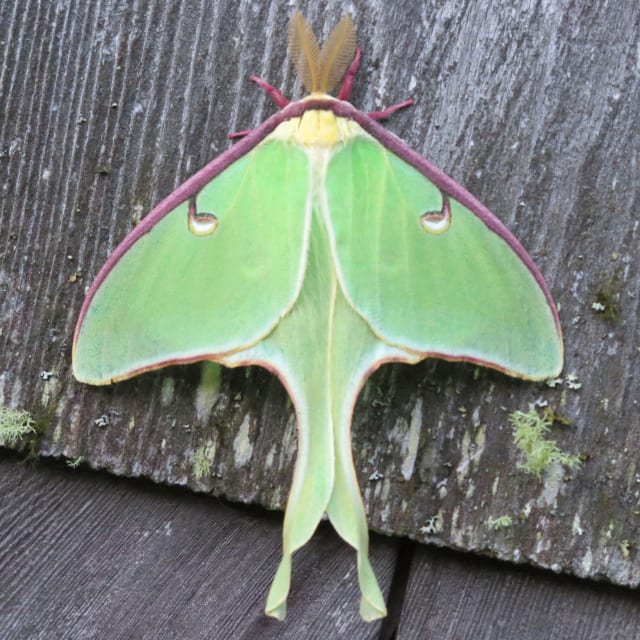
[
  {"x1": 2, "y1": 456, "x2": 639, "y2": 640},
  {"x1": 1, "y1": 0, "x2": 639, "y2": 606},
  {"x1": 0, "y1": 456, "x2": 396, "y2": 639},
  {"x1": 397, "y1": 545, "x2": 640, "y2": 640}
]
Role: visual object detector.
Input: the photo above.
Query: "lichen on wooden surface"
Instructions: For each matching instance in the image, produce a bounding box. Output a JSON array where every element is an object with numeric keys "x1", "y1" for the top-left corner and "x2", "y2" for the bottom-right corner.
[{"x1": 1, "y1": 0, "x2": 638, "y2": 595}]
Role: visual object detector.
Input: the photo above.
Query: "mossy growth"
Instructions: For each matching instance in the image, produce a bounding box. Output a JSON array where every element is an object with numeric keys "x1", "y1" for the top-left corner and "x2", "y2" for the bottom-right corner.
[
  {"x1": 193, "y1": 442, "x2": 216, "y2": 480},
  {"x1": 0, "y1": 406, "x2": 37, "y2": 446},
  {"x1": 487, "y1": 515, "x2": 513, "y2": 530},
  {"x1": 66, "y1": 456, "x2": 84, "y2": 469},
  {"x1": 509, "y1": 404, "x2": 582, "y2": 478}
]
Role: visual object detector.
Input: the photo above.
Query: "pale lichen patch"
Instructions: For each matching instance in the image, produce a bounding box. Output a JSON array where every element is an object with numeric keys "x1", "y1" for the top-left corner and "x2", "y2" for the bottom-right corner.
[
  {"x1": 400, "y1": 397, "x2": 422, "y2": 481},
  {"x1": 450, "y1": 506, "x2": 463, "y2": 546},
  {"x1": 572, "y1": 513, "x2": 584, "y2": 536},
  {"x1": 195, "y1": 362, "x2": 221, "y2": 423},
  {"x1": 456, "y1": 423, "x2": 486, "y2": 489},
  {"x1": 160, "y1": 376, "x2": 175, "y2": 406},
  {"x1": 536, "y1": 462, "x2": 563, "y2": 509},
  {"x1": 40, "y1": 372, "x2": 60, "y2": 407},
  {"x1": 0, "y1": 406, "x2": 36, "y2": 445},
  {"x1": 420, "y1": 509, "x2": 444, "y2": 536},
  {"x1": 233, "y1": 414, "x2": 253, "y2": 467},
  {"x1": 581, "y1": 548, "x2": 593, "y2": 574},
  {"x1": 265, "y1": 443, "x2": 277, "y2": 469}
]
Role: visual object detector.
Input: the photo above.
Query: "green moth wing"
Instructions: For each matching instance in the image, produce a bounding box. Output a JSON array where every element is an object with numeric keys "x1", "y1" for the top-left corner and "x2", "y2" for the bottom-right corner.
[
  {"x1": 73, "y1": 140, "x2": 309, "y2": 384},
  {"x1": 325, "y1": 134, "x2": 562, "y2": 379}
]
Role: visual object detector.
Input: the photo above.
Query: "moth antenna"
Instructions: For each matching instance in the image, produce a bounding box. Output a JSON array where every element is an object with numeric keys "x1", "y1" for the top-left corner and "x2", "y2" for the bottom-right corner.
[
  {"x1": 288, "y1": 11, "x2": 321, "y2": 93},
  {"x1": 318, "y1": 14, "x2": 357, "y2": 94}
]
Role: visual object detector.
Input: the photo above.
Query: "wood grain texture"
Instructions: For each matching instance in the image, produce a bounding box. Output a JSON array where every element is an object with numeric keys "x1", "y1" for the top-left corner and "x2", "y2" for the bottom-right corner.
[
  {"x1": 1, "y1": 0, "x2": 638, "y2": 607},
  {"x1": 397, "y1": 544, "x2": 640, "y2": 640},
  {"x1": 2, "y1": 457, "x2": 638, "y2": 639},
  {"x1": 0, "y1": 457, "x2": 396, "y2": 639}
]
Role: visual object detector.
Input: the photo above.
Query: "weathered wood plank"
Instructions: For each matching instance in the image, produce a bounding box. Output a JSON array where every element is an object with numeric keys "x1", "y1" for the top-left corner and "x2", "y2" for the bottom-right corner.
[
  {"x1": 1, "y1": 0, "x2": 638, "y2": 599},
  {"x1": 398, "y1": 545, "x2": 640, "y2": 640},
  {"x1": 0, "y1": 456, "x2": 396, "y2": 639},
  {"x1": 3, "y1": 456, "x2": 637, "y2": 639}
]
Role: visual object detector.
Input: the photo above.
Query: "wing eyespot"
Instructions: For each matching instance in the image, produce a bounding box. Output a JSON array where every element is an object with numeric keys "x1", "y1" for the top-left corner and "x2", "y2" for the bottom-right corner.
[
  {"x1": 420, "y1": 194, "x2": 451, "y2": 235},
  {"x1": 188, "y1": 197, "x2": 219, "y2": 236}
]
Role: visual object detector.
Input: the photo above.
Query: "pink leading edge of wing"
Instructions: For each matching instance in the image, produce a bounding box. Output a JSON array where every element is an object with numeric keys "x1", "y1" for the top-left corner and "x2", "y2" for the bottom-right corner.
[
  {"x1": 74, "y1": 97, "x2": 561, "y2": 353},
  {"x1": 330, "y1": 101, "x2": 562, "y2": 341}
]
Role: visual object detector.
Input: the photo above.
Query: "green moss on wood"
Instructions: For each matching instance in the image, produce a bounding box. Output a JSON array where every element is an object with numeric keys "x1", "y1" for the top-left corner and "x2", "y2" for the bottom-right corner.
[
  {"x1": 487, "y1": 515, "x2": 513, "y2": 530},
  {"x1": 509, "y1": 405, "x2": 582, "y2": 478},
  {"x1": 66, "y1": 456, "x2": 84, "y2": 469},
  {"x1": 193, "y1": 442, "x2": 216, "y2": 480}
]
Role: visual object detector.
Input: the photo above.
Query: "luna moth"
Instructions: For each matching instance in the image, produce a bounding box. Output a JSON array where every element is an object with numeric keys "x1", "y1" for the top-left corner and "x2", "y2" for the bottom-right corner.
[{"x1": 73, "y1": 12, "x2": 563, "y2": 621}]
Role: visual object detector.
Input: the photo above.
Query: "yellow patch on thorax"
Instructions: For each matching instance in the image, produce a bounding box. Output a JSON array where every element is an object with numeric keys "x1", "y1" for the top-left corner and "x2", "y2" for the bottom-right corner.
[{"x1": 270, "y1": 95, "x2": 362, "y2": 148}]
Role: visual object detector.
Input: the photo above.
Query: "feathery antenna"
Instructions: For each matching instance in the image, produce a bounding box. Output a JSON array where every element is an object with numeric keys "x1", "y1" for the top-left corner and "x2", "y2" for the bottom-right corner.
[
  {"x1": 318, "y1": 15, "x2": 356, "y2": 93},
  {"x1": 288, "y1": 12, "x2": 321, "y2": 93},
  {"x1": 287, "y1": 12, "x2": 357, "y2": 94}
]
